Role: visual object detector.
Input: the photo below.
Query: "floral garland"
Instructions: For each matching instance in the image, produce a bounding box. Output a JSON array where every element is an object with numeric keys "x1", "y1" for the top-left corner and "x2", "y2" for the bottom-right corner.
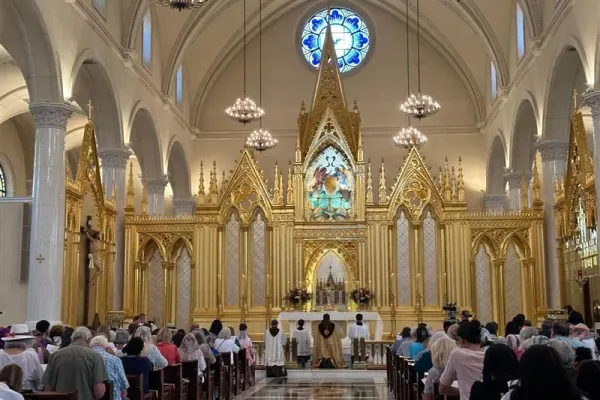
[
  {"x1": 285, "y1": 288, "x2": 313, "y2": 304},
  {"x1": 349, "y1": 288, "x2": 373, "y2": 304}
]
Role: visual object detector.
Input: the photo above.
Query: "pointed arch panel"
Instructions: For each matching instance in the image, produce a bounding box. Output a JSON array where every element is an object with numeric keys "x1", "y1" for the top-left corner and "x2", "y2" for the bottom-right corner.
[
  {"x1": 396, "y1": 209, "x2": 411, "y2": 305},
  {"x1": 503, "y1": 242, "x2": 522, "y2": 322},
  {"x1": 251, "y1": 212, "x2": 267, "y2": 307},
  {"x1": 225, "y1": 212, "x2": 240, "y2": 308},
  {"x1": 422, "y1": 210, "x2": 438, "y2": 306},
  {"x1": 147, "y1": 249, "x2": 165, "y2": 325},
  {"x1": 474, "y1": 244, "x2": 493, "y2": 325},
  {"x1": 176, "y1": 246, "x2": 192, "y2": 329}
]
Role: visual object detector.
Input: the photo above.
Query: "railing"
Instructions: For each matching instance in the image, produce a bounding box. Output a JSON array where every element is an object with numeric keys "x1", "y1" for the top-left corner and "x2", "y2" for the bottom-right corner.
[{"x1": 252, "y1": 339, "x2": 394, "y2": 369}]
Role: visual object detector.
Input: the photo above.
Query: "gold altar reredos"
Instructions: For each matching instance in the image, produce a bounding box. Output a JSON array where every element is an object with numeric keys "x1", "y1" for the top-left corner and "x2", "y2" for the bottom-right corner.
[{"x1": 120, "y1": 29, "x2": 549, "y2": 336}]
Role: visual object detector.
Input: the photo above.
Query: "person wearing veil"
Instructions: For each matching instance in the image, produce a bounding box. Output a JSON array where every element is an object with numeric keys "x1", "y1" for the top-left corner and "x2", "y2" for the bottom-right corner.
[
  {"x1": 312, "y1": 313, "x2": 346, "y2": 369},
  {"x1": 264, "y1": 320, "x2": 286, "y2": 377}
]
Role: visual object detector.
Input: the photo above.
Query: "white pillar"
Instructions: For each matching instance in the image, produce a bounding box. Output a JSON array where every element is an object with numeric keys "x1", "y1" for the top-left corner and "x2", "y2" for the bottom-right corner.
[
  {"x1": 483, "y1": 194, "x2": 506, "y2": 212},
  {"x1": 536, "y1": 139, "x2": 568, "y2": 309},
  {"x1": 146, "y1": 176, "x2": 169, "y2": 215},
  {"x1": 27, "y1": 102, "x2": 73, "y2": 326},
  {"x1": 504, "y1": 172, "x2": 522, "y2": 210},
  {"x1": 173, "y1": 198, "x2": 196, "y2": 216},
  {"x1": 583, "y1": 90, "x2": 600, "y2": 264},
  {"x1": 98, "y1": 148, "x2": 131, "y2": 311}
]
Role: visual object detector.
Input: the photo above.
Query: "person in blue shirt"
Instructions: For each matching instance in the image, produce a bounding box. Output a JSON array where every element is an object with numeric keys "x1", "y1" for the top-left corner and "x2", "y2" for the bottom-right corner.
[
  {"x1": 120, "y1": 337, "x2": 154, "y2": 394},
  {"x1": 409, "y1": 326, "x2": 429, "y2": 359}
]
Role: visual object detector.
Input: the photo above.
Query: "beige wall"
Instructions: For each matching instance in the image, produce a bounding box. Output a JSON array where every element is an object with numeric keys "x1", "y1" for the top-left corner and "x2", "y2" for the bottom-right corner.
[{"x1": 0, "y1": 119, "x2": 28, "y2": 197}]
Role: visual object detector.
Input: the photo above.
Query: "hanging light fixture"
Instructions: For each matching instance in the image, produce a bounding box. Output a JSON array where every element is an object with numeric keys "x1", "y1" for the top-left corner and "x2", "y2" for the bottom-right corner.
[
  {"x1": 226, "y1": 0, "x2": 264, "y2": 124},
  {"x1": 154, "y1": 0, "x2": 208, "y2": 11},
  {"x1": 395, "y1": 0, "x2": 427, "y2": 148},
  {"x1": 400, "y1": 0, "x2": 441, "y2": 119},
  {"x1": 246, "y1": 0, "x2": 277, "y2": 152}
]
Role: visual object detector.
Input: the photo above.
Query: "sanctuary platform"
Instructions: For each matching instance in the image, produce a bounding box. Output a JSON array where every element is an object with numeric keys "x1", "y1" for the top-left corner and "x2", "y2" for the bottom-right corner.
[{"x1": 277, "y1": 311, "x2": 383, "y2": 340}]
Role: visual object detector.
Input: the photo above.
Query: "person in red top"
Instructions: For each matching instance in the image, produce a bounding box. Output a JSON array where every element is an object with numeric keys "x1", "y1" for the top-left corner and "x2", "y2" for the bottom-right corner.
[{"x1": 156, "y1": 328, "x2": 181, "y2": 365}]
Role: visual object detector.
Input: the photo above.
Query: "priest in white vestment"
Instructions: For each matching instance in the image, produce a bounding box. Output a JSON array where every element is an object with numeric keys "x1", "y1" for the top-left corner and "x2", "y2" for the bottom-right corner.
[
  {"x1": 264, "y1": 320, "x2": 287, "y2": 377},
  {"x1": 348, "y1": 313, "x2": 370, "y2": 341}
]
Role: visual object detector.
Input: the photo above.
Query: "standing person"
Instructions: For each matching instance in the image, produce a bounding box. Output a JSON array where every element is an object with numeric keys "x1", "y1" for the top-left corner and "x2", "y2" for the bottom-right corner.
[
  {"x1": 292, "y1": 319, "x2": 311, "y2": 368},
  {"x1": 90, "y1": 335, "x2": 129, "y2": 400},
  {"x1": 439, "y1": 320, "x2": 485, "y2": 400},
  {"x1": 0, "y1": 334, "x2": 44, "y2": 391},
  {"x1": 264, "y1": 320, "x2": 286, "y2": 377},
  {"x1": 43, "y1": 327, "x2": 108, "y2": 400},
  {"x1": 0, "y1": 365, "x2": 25, "y2": 400},
  {"x1": 565, "y1": 305, "x2": 585, "y2": 325},
  {"x1": 470, "y1": 344, "x2": 519, "y2": 400},
  {"x1": 349, "y1": 314, "x2": 370, "y2": 341},
  {"x1": 312, "y1": 314, "x2": 345, "y2": 369}
]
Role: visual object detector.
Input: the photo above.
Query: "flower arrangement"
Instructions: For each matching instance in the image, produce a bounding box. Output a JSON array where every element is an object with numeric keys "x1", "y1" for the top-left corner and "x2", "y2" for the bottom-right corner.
[
  {"x1": 285, "y1": 288, "x2": 313, "y2": 305},
  {"x1": 349, "y1": 288, "x2": 373, "y2": 304}
]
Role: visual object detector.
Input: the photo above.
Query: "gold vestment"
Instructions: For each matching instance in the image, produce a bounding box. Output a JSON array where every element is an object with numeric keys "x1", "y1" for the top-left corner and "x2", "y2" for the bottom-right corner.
[{"x1": 311, "y1": 323, "x2": 346, "y2": 368}]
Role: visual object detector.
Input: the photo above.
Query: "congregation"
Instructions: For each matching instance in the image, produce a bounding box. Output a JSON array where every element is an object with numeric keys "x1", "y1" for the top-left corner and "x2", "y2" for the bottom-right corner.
[{"x1": 389, "y1": 311, "x2": 600, "y2": 400}]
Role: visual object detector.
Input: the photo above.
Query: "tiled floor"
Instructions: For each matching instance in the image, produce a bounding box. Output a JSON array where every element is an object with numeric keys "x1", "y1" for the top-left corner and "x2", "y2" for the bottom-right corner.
[{"x1": 233, "y1": 370, "x2": 390, "y2": 399}]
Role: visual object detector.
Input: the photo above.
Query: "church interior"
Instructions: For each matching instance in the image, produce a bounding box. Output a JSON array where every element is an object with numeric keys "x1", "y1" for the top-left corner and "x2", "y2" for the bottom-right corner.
[{"x1": 1, "y1": 0, "x2": 600, "y2": 398}]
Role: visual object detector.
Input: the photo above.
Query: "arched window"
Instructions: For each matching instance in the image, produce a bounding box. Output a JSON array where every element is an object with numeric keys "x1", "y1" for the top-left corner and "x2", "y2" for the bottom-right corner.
[
  {"x1": 0, "y1": 164, "x2": 6, "y2": 197},
  {"x1": 491, "y1": 61, "x2": 498, "y2": 100},
  {"x1": 300, "y1": 7, "x2": 371, "y2": 73},
  {"x1": 142, "y1": 11, "x2": 152, "y2": 68},
  {"x1": 516, "y1": 3, "x2": 526, "y2": 60},
  {"x1": 175, "y1": 64, "x2": 183, "y2": 105},
  {"x1": 225, "y1": 213, "x2": 240, "y2": 307}
]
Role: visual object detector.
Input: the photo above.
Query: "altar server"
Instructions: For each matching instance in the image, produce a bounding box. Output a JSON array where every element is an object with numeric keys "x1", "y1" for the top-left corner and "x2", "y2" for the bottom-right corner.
[
  {"x1": 264, "y1": 320, "x2": 287, "y2": 377},
  {"x1": 292, "y1": 319, "x2": 312, "y2": 368},
  {"x1": 348, "y1": 314, "x2": 370, "y2": 341}
]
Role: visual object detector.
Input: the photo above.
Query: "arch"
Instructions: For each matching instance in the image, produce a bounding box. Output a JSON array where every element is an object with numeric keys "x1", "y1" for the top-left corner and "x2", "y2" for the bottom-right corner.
[
  {"x1": 518, "y1": 0, "x2": 542, "y2": 39},
  {"x1": 471, "y1": 233, "x2": 500, "y2": 260},
  {"x1": 122, "y1": 0, "x2": 151, "y2": 51},
  {"x1": 304, "y1": 240, "x2": 358, "y2": 291},
  {"x1": 0, "y1": 0, "x2": 62, "y2": 103},
  {"x1": 487, "y1": 134, "x2": 507, "y2": 194},
  {"x1": 70, "y1": 53, "x2": 123, "y2": 149},
  {"x1": 129, "y1": 107, "x2": 163, "y2": 179},
  {"x1": 168, "y1": 237, "x2": 193, "y2": 263},
  {"x1": 511, "y1": 99, "x2": 538, "y2": 172},
  {"x1": 137, "y1": 235, "x2": 165, "y2": 261},
  {"x1": 167, "y1": 140, "x2": 191, "y2": 199},
  {"x1": 543, "y1": 46, "x2": 588, "y2": 141},
  {"x1": 0, "y1": 153, "x2": 15, "y2": 197},
  {"x1": 502, "y1": 232, "x2": 531, "y2": 259}
]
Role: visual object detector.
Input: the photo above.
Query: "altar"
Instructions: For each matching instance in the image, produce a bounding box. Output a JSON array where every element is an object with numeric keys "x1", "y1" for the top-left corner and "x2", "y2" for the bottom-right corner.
[{"x1": 277, "y1": 311, "x2": 383, "y2": 341}]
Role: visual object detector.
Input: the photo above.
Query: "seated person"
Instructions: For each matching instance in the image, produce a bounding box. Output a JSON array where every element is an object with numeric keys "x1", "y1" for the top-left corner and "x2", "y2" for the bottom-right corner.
[{"x1": 120, "y1": 337, "x2": 154, "y2": 394}]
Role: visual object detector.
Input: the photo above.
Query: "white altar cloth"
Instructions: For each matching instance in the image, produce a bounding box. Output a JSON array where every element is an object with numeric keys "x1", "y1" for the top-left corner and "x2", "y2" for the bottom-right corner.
[{"x1": 277, "y1": 311, "x2": 383, "y2": 341}]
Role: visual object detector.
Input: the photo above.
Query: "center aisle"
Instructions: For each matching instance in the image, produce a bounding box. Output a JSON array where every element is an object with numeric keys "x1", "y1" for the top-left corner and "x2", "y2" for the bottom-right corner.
[{"x1": 233, "y1": 370, "x2": 390, "y2": 399}]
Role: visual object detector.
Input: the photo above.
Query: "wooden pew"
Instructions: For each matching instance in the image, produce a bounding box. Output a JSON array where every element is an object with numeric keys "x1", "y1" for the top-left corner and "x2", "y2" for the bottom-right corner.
[
  {"x1": 101, "y1": 381, "x2": 114, "y2": 400},
  {"x1": 181, "y1": 361, "x2": 202, "y2": 400},
  {"x1": 220, "y1": 352, "x2": 234, "y2": 400},
  {"x1": 126, "y1": 373, "x2": 156, "y2": 400},
  {"x1": 213, "y1": 354, "x2": 229, "y2": 400},
  {"x1": 238, "y1": 348, "x2": 248, "y2": 391},
  {"x1": 231, "y1": 351, "x2": 240, "y2": 396},
  {"x1": 433, "y1": 383, "x2": 460, "y2": 400},
  {"x1": 163, "y1": 364, "x2": 188, "y2": 400},
  {"x1": 150, "y1": 368, "x2": 176, "y2": 400},
  {"x1": 23, "y1": 393, "x2": 77, "y2": 400}
]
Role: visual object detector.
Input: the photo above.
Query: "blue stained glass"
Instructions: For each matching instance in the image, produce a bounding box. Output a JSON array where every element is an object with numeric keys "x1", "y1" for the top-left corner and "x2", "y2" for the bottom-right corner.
[{"x1": 301, "y1": 7, "x2": 371, "y2": 73}]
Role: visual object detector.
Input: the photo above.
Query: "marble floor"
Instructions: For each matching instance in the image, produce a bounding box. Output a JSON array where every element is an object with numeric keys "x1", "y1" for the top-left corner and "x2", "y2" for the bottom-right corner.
[{"x1": 233, "y1": 370, "x2": 390, "y2": 399}]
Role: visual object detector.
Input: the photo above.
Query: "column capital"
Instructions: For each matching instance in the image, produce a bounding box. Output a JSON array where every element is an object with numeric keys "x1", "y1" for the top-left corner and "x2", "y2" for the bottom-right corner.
[
  {"x1": 145, "y1": 175, "x2": 169, "y2": 195},
  {"x1": 29, "y1": 102, "x2": 73, "y2": 130},
  {"x1": 173, "y1": 198, "x2": 196, "y2": 216},
  {"x1": 536, "y1": 139, "x2": 569, "y2": 162},
  {"x1": 583, "y1": 90, "x2": 600, "y2": 115},
  {"x1": 483, "y1": 193, "x2": 506, "y2": 211},
  {"x1": 98, "y1": 148, "x2": 131, "y2": 169},
  {"x1": 503, "y1": 171, "x2": 523, "y2": 189}
]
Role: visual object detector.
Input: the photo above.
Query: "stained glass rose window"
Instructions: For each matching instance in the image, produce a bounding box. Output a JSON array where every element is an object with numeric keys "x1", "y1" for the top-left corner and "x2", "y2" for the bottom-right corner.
[{"x1": 301, "y1": 7, "x2": 371, "y2": 73}]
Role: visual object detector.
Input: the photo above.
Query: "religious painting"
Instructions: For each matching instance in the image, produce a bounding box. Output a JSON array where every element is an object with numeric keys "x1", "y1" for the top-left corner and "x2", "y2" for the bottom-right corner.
[{"x1": 305, "y1": 146, "x2": 353, "y2": 221}]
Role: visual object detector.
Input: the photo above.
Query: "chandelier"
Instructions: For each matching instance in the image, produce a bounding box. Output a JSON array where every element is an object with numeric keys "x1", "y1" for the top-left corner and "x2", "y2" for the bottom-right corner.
[
  {"x1": 393, "y1": 126, "x2": 427, "y2": 149},
  {"x1": 225, "y1": 0, "x2": 263, "y2": 124},
  {"x1": 225, "y1": 98, "x2": 264, "y2": 124},
  {"x1": 400, "y1": 0, "x2": 441, "y2": 120},
  {"x1": 154, "y1": 0, "x2": 207, "y2": 11},
  {"x1": 246, "y1": 129, "x2": 278, "y2": 152}
]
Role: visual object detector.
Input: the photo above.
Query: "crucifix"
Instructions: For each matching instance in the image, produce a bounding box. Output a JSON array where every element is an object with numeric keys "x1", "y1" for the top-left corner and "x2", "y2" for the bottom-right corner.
[
  {"x1": 87, "y1": 100, "x2": 93, "y2": 121},
  {"x1": 36, "y1": 254, "x2": 45, "y2": 264}
]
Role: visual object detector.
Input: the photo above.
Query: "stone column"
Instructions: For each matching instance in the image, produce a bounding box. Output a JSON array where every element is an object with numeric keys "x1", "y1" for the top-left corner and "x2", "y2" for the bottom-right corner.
[
  {"x1": 27, "y1": 102, "x2": 73, "y2": 326},
  {"x1": 173, "y1": 198, "x2": 196, "y2": 216},
  {"x1": 483, "y1": 193, "x2": 506, "y2": 212},
  {"x1": 98, "y1": 148, "x2": 131, "y2": 310},
  {"x1": 536, "y1": 139, "x2": 568, "y2": 309},
  {"x1": 503, "y1": 172, "x2": 522, "y2": 210},
  {"x1": 146, "y1": 176, "x2": 169, "y2": 215},
  {"x1": 583, "y1": 90, "x2": 600, "y2": 268}
]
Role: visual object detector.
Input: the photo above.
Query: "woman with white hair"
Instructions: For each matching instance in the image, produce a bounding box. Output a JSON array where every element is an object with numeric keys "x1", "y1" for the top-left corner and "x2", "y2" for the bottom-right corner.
[
  {"x1": 213, "y1": 328, "x2": 240, "y2": 364},
  {"x1": 423, "y1": 337, "x2": 457, "y2": 400},
  {"x1": 0, "y1": 334, "x2": 43, "y2": 391},
  {"x1": 178, "y1": 333, "x2": 207, "y2": 374},
  {"x1": 191, "y1": 329, "x2": 216, "y2": 365},
  {"x1": 415, "y1": 331, "x2": 448, "y2": 372},
  {"x1": 133, "y1": 326, "x2": 168, "y2": 370}
]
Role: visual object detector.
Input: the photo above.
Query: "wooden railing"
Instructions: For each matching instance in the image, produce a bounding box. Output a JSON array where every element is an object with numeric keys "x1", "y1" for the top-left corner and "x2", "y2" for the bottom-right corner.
[{"x1": 252, "y1": 339, "x2": 394, "y2": 369}]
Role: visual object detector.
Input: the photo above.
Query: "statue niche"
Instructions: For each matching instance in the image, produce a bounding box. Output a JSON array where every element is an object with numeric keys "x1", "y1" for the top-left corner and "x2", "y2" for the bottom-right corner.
[
  {"x1": 314, "y1": 251, "x2": 348, "y2": 310},
  {"x1": 305, "y1": 146, "x2": 353, "y2": 221}
]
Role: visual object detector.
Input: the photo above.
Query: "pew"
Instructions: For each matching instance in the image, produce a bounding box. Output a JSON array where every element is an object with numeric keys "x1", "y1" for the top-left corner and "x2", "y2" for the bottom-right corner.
[
  {"x1": 213, "y1": 354, "x2": 229, "y2": 400},
  {"x1": 23, "y1": 393, "x2": 77, "y2": 400},
  {"x1": 182, "y1": 360, "x2": 205, "y2": 400},
  {"x1": 220, "y1": 352, "x2": 234, "y2": 400},
  {"x1": 203, "y1": 363, "x2": 214, "y2": 400},
  {"x1": 164, "y1": 363, "x2": 188, "y2": 400},
  {"x1": 433, "y1": 383, "x2": 460, "y2": 400},
  {"x1": 238, "y1": 348, "x2": 248, "y2": 391},
  {"x1": 101, "y1": 381, "x2": 114, "y2": 400},
  {"x1": 150, "y1": 368, "x2": 176, "y2": 400},
  {"x1": 126, "y1": 373, "x2": 156, "y2": 400}
]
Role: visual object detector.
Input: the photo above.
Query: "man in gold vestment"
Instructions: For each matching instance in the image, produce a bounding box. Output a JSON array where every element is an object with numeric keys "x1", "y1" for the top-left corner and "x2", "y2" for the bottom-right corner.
[{"x1": 311, "y1": 314, "x2": 346, "y2": 368}]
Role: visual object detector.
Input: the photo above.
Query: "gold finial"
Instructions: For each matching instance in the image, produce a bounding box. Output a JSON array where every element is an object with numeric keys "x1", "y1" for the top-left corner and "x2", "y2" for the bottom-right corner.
[
  {"x1": 437, "y1": 167, "x2": 443, "y2": 191},
  {"x1": 443, "y1": 158, "x2": 452, "y2": 202},
  {"x1": 300, "y1": 101, "x2": 306, "y2": 114},
  {"x1": 220, "y1": 170, "x2": 226, "y2": 196},
  {"x1": 520, "y1": 170, "x2": 529, "y2": 210},
  {"x1": 87, "y1": 100, "x2": 94, "y2": 121},
  {"x1": 378, "y1": 158, "x2": 387, "y2": 204},
  {"x1": 197, "y1": 161, "x2": 205, "y2": 206},
  {"x1": 126, "y1": 162, "x2": 135, "y2": 211},
  {"x1": 286, "y1": 162, "x2": 294, "y2": 205},
  {"x1": 366, "y1": 159, "x2": 374, "y2": 205},
  {"x1": 450, "y1": 166, "x2": 457, "y2": 202},
  {"x1": 141, "y1": 181, "x2": 148, "y2": 215},
  {"x1": 554, "y1": 176, "x2": 561, "y2": 200},
  {"x1": 457, "y1": 157, "x2": 465, "y2": 202},
  {"x1": 573, "y1": 89, "x2": 578, "y2": 111},
  {"x1": 532, "y1": 157, "x2": 541, "y2": 202},
  {"x1": 273, "y1": 162, "x2": 282, "y2": 205},
  {"x1": 208, "y1": 162, "x2": 218, "y2": 204}
]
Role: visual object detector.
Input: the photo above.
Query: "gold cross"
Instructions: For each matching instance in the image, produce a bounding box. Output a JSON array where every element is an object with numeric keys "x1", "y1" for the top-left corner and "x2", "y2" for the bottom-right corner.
[
  {"x1": 87, "y1": 100, "x2": 93, "y2": 121},
  {"x1": 573, "y1": 89, "x2": 578, "y2": 111},
  {"x1": 36, "y1": 254, "x2": 45, "y2": 264}
]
